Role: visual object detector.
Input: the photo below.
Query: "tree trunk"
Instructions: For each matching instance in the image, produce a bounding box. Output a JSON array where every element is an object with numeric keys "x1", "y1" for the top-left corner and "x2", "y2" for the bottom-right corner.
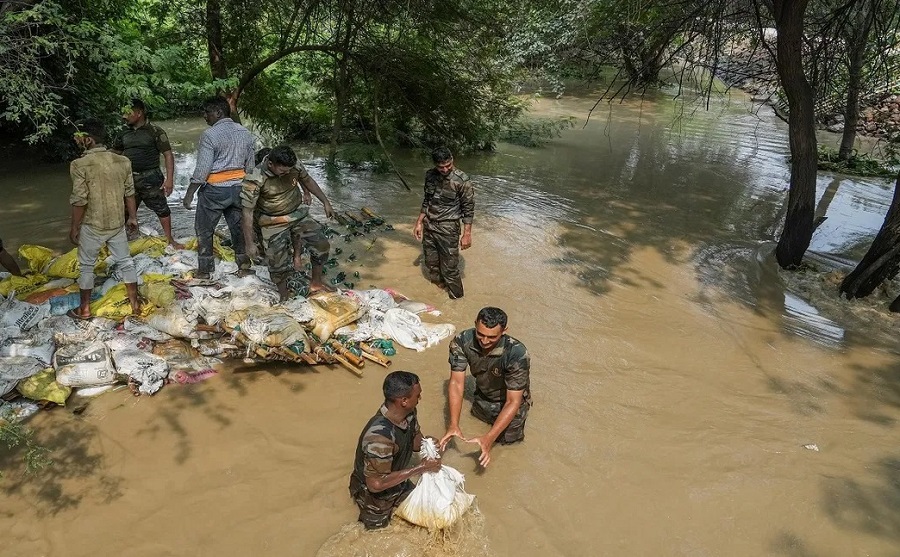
[
  {"x1": 773, "y1": 0, "x2": 817, "y2": 269},
  {"x1": 330, "y1": 56, "x2": 349, "y2": 163},
  {"x1": 838, "y1": 2, "x2": 876, "y2": 161},
  {"x1": 840, "y1": 170, "x2": 900, "y2": 299},
  {"x1": 206, "y1": 0, "x2": 227, "y2": 80}
]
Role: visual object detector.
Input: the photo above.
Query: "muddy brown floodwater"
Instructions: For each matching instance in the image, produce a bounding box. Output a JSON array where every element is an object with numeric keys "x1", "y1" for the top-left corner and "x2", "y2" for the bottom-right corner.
[{"x1": 3, "y1": 89, "x2": 900, "y2": 557}]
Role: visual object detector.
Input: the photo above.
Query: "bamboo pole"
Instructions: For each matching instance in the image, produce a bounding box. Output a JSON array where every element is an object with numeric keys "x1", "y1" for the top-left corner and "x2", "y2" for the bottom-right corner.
[
  {"x1": 328, "y1": 340, "x2": 365, "y2": 367},
  {"x1": 359, "y1": 343, "x2": 391, "y2": 366}
]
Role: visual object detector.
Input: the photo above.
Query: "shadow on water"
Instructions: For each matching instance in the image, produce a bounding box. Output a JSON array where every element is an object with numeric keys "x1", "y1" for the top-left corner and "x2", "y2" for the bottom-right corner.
[{"x1": 0, "y1": 411, "x2": 124, "y2": 516}]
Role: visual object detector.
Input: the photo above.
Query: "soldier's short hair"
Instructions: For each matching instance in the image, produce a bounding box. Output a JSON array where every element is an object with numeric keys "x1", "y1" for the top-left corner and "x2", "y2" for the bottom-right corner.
[
  {"x1": 476, "y1": 307, "x2": 508, "y2": 329},
  {"x1": 255, "y1": 147, "x2": 272, "y2": 166},
  {"x1": 202, "y1": 96, "x2": 231, "y2": 119},
  {"x1": 268, "y1": 145, "x2": 297, "y2": 167},
  {"x1": 76, "y1": 118, "x2": 105, "y2": 143},
  {"x1": 431, "y1": 146, "x2": 453, "y2": 164},
  {"x1": 383, "y1": 371, "x2": 420, "y2": 401},
  {"x1": 130, "y1": 98, "x2": 147, "y2": 113}
]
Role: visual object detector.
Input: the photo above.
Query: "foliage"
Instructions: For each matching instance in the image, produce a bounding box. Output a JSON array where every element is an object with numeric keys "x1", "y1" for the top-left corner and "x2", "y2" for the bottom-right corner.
[
  {"x1": 818, "y1": 144, "x2": 898, "y2": 177},
  {"x1": 0, "y1": 419, "x2": 52, "y2": 478},
  {"x1": 499, "y1": 116, "x2": 576, "y2": 147}
]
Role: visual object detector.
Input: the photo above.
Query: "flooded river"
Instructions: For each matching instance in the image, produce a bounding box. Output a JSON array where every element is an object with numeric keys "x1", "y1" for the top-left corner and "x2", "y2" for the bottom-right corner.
[{"x1": 3, "y1": 90, "x2": 900, "y2": 557}]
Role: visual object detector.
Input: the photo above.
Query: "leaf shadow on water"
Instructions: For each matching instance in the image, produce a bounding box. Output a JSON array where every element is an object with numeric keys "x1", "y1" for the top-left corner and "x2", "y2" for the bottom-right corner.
[{"x1": 0, "y1": 412, "x2": 124, "y2": 516}]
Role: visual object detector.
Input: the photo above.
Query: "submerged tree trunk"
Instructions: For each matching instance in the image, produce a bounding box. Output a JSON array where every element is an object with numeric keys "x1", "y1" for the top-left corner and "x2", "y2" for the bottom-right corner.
[
  {"x1": 840, "y1": 171, "x2": 900, "y2": 301},
  {"x1": 773, "y1": 0, "x2": 817, "y2": 268},
  {"x1": 330, "y1": 56, "x2": 349, "y2": 163},
  {"x1": 838, "y1": 1, "x2": 877, "y2": 161}
]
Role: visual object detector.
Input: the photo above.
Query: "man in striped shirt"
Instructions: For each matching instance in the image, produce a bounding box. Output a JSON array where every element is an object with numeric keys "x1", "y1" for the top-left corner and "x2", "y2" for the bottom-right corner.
[{"x1": 184, "y1": 97, "x2": 256, "y2": 278}]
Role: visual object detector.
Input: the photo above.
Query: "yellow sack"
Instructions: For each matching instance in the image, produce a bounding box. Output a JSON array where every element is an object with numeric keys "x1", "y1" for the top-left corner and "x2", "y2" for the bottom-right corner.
[
  {"x1": 184, "y1": 237, "x2": 235, "y2": 262},
  {"x1": 308, "y1": 291, "x2": 364, "y2": 341},
  {"x1": 46, "y1": 248, "x2": 107, "y2": 279},
  {"x1": 140, "y1": 281, "x2": 175, "y2": 308},
  {"x1": 90, "y1": 284, "x2": 154, "y2": 319},
  {"x1": 128, "y1": 236, "x2": 169, "y2": 257},
  {"x1": 0, "y1": 273, "x2": 50, "y2": 299},
  {"x1": 17, "y1": 245, "x2": 55, "y2": 274},
  {"x1": 16, "y1": 368, "x2": 72, "y2": 406}
]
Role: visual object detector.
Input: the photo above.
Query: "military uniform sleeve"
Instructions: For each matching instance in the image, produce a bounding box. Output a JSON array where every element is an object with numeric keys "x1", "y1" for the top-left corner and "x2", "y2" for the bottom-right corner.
[
  {"x1": 421, "y1": 171, "x2": 436, "y2": 214},
  {"x1": 503, "y1": 342, "x2": 530, "y2": 392},
  {"x1": 69, "y1": 160, "x2": 88, "y2": 206},
  {"x1": 294, "y1": 161, "x2": 309, "y2": 181},
  {"x1": 459, "y1": 176, "x2": 474, "y2": 225},
  {"x1": 361, "y1": 429, "x2": 395, "y2": 478},
  {"x1": 240, "y1": 169, "x2": 265, "y2": 210},
  {"x1": 448, "y1": 332, "x2": 469, "y2": 372},
  {"x1": 153, "y1": 125, "x2": 172, "y2": 153}
]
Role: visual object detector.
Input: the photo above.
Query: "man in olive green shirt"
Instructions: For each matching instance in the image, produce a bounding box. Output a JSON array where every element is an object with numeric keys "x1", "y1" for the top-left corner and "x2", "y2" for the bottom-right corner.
[
  {"x1": 113, "y1": 98, "x2": 182, "y2": 248},
  {"x1": 68, "y1": 119, "x2": 140, "y2": 319}
]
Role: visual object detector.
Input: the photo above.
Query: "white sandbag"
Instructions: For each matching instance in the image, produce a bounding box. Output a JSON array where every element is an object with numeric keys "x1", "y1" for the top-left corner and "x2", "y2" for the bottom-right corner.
[
  {"x1": 0, "y1": 294, "x2": 50, "y2": 331},
  {"x1": 423, "y1": 323, "x2": 456, "y2": 348},
  {"x1": 220, "y1": 275, "x2": 280, "y2": 311},
  {"x1": 0, "y1": 325, "x2": 21, "y2": 344},
  {"x1": 146, "y1": 303, "x2": 197, "y2": 339},
  {"x1": 308, "y1": 291, "x2": 365, "y2": 341},
  {"x1": 238, "y1": 307, "x2": 309, "y2": 350},
  {"x1": 0, "y1": 328, "x2": 55, "y2": 366},
  {"x1": 395, "y1": 438, "x2": 475, "y2": 530},
  {"x1": 112, "y1": 349, "x2": 169, "y2": 395},
  {"x1": 381, "y1": 308, "x2": 430, "y2": 351},
  {"x1": 48, "y1": 316, "x2": 118, "y2": 346},
  {"x1": 53, "y1": 340, "x2": 118, "y2": 387},
  {"x1": 279, "y1": 296, "x2": 315, "y2": 323},
  {"x1": 104, "y1": 332, "x2": 153, "y2": 353},
  {"x1": 0, "y1": 356, "x2": 45, "y2": 396},
  {"x1": 122, "y1": 316, "x2": 173, "y2": 342}
]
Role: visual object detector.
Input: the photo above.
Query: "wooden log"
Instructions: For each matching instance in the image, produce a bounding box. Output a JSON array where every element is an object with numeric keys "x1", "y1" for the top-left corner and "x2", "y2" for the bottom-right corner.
[
  {"x1": 361, "y1": 207, "x2": 381, "y2": 220},
  {"x1": 195, "y1": 323, "x2": 223, "y2": 333},
  {"x1": 359, "y1": 343, "x2": 391, "y2": 366},
  {"x1": 328, "y1": 340, "x2": 365, "y2": 367},
  {"x1": 343, "y1": 211, "x2": 363, "y2": 226},
  {"x1": 299, "y1": 352, "x2": 320, "y2": 365}
]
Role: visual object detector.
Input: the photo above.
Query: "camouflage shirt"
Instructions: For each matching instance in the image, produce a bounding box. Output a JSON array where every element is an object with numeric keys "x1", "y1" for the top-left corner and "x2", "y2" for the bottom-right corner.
[
  {"x1": 112, "y1": 121, "x2": 172, "y2": 173},
  {"x1": 240, "y1": 158, "x2": 310, "y2": 217},
  {"x1": 449, "y1": 328, "x2": 531, "y2": 405},
  {"x1": 69, "y1": 147, "x2": 136, "y2": 231},
  {"x1": 351, "y1": 405, "x2": 421, "y2": 498},
  {"x1": 421, "y1": 167, "x2": 474, "y2": 224}
]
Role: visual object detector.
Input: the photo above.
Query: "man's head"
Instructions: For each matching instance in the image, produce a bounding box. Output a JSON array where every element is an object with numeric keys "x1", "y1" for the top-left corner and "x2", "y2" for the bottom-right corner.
[
  {"x1": 122, "y1": 98, "x2": 147, "y2": 127},
  {"x1": 431, "y1": 147, "x2": 454, "y2": 176},
  {"x1": 474, "y1": 307, "x2": 508, "y2": 352},
  {"x1": 265, "y1": 145, "x2": 298, "y2": 177},
  {"x1": 74, "y1": 119, "x2": 105, "y2": 151},
  {"x1": 383, "y1": 370, "x2": 422, "y2": 412},
  {"x1": 202, "y1": 96, "x2": 231, "y2": 126}
]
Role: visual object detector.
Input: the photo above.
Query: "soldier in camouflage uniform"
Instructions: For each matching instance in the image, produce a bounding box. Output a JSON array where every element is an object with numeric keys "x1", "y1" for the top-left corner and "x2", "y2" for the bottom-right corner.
[
  {"x1": 439, "y1": 307, "x2": 531, "y2": 468},
  {"x1": 349, "y1": 371, "x2": 442, "y2": 529},
  {"x1": 112, "y1": 99, "x2": 182, "y2": 248},
  {"x1": 413, "y1": 147, "x2": 474, "y2": 299},
  {"x1": 240, "y1": 145, "x2": 336, "y2": 300}
]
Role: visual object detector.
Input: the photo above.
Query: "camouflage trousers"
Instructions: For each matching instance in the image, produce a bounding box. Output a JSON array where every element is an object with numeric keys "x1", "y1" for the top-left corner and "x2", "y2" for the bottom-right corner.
[
  {"x1": 348, "y1": 474, "x2": 414, "y2": 529},
  {"x1": 422, "y1": 220, "x2": 463, "y2": 299},
  {"x1": 471, "y1": 396, "x2": 529, "y2": 444},
  {"x1": 262, "y1": 214, "x2": 330, "y2": 287}
]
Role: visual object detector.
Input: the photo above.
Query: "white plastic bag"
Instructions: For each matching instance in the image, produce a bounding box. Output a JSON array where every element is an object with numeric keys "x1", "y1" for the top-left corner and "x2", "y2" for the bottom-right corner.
[
  {"x1": 0, "y1": 294, "x2": 49, "y2": 331},
  {"x1": 0, "y1": 356, "x2": 45, "y2": 396},
  {"x1": 395, "y1": 438, "x2": 475, "y2": 530},
  {"x1": 146, "y1": 302, "x2": 197, "y2": 338},
  {"x1": 53, "y1": 340, "x2": 118, "y2": 387},
  {"x1": 0, "y1": 328, "x2": 55, "y2": 366},
  {"x1": 239, "y1": 308, "x2": 309, "y2": 350},
  {"x1": 112, "y1": 349, "x2": 169, "y2": 395}
]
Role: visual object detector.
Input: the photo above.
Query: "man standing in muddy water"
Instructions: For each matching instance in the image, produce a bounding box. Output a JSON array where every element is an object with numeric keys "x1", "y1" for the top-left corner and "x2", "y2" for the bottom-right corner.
[
  {"x1": 112, "y1": 98, "x2": 182, "y2": 249},
  {"x1": 350, "y1": 371, "x2": 442, "y2": 529},
  {"x1": 68, "y1": 119, "x2": 141, "y2": 319},
  {"x1": 183, "y1": 96, "x2": 255, "y2": 279},
  {"x1": 240, "y1": 145, "x2": 336, "y2": 300},
  {"x1": 440, "y1": 307, "x2": 531, "y2": 468},
  {"x1": 413, "y1": 147, "x2": 474, "y2": 299}
]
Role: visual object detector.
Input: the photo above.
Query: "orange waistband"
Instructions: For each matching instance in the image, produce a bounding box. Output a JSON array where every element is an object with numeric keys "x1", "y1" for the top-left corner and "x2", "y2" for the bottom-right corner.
[{"x1": 207, "y1": 169, "x2": 246, "y2": 184}]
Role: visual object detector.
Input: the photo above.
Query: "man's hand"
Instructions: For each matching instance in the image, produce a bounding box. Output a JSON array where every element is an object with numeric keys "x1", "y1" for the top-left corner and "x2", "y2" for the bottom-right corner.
[
  {"x1": 420, "y1": 458, "x2": 442, "y2": 474},
  {"x1": 162, "y1": 177, "x2": 174, "y2": 197},
  {"x1": 460, "y1": 232, "x2": 472, "y2": 250},
  {"x1": 69, "y1": 227, "x2": 80, "y2": 245},
  {"x1": 245, "y1": 243, "x2": 260, "y2": 263},
  {"x1": 413, "y1": 221, "x2": 424, "y2": 242},
  {"x1": 303, "y1": 190, "x2": 312, "y2": 205},
  {"x1": 466, "y1": 436, "x2": 493, "y2": 468},
  {"x1": 126, "y1": 217, "x2": 138, "y2": 234},
  {"x1": 439, "y1": 426, "x2": 464, "y2": 452},
  {"x1": 323, "y1": 201, "x2": 336, "y2": 219},
  {"x1": 182, "y1": 192, "x2": 194, "y2": 210}
]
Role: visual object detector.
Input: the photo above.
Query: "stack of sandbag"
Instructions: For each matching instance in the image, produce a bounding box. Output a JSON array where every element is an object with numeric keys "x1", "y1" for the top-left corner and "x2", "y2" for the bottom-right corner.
[{"x1": 395, "y1": 438, "x2": 476, "y2": 530}]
